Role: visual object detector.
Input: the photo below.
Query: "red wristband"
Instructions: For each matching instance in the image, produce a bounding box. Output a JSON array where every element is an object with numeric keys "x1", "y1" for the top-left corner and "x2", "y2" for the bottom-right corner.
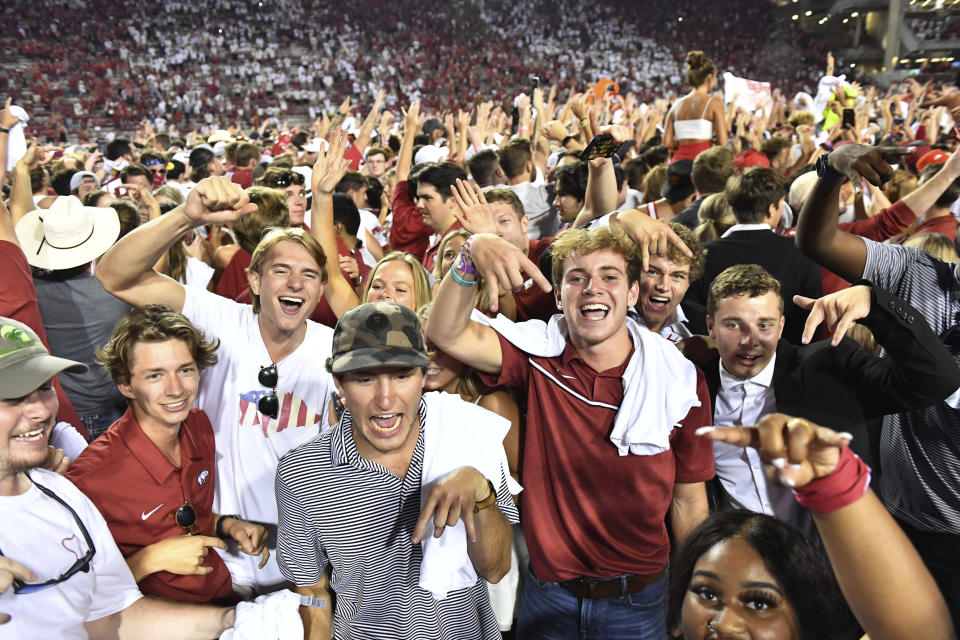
[{"x1": 793, "y1": 447, "x2": 871, "y2": 514}]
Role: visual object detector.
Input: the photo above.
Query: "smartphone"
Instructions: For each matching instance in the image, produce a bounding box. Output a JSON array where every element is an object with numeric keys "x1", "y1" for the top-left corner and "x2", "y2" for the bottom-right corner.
[
  {"x1": 97, "y1": 139, "x2": 107, "y2": 154},
  {"x1": 842, "y1": 108, "x2": 856, "y2": 129},
  {"x1": 579, "y1": 134, "x2": 619, "y2": 162}
]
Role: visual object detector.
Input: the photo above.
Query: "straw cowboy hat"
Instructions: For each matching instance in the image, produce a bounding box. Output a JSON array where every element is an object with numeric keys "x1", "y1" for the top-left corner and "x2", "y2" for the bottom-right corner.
[{"x1": 15, "y1": 196, "x2": 120, "y2": 270}]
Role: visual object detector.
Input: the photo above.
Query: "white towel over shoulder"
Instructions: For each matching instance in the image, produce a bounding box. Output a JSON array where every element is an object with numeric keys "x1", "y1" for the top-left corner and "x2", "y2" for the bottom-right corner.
[
  {"x1": 473, "y1": 309, "x2": 700, "y2": 456},
  {"x1": 418, "y1": 391, "x2": 520, "y2": 600}
]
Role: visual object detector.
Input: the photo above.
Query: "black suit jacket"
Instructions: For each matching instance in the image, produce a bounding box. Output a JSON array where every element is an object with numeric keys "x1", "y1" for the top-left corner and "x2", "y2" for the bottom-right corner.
[
  {"x1": 685, "y1": 229, "x2": 823, "y2": 345},
  {"x1": 701, "y1": 285, "x2": 960, "y2": 468}
]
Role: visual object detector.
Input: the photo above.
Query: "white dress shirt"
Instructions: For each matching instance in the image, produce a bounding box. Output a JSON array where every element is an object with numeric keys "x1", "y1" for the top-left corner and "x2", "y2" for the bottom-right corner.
[
  {"x1": 637, "y1": 304, "x2": 693, "y2": 344},
  {"x1": 712, "y1": 356, "x2": 803, "y2": 523}
]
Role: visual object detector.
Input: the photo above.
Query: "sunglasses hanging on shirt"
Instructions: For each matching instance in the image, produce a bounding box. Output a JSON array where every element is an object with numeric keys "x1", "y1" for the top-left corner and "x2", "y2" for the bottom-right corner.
[{"x1": 259, "y1": 363, "x2": 279, "y2": 419}]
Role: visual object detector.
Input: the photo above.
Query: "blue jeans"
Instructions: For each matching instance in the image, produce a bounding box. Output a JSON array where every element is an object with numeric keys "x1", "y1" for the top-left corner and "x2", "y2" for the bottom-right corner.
[
  {"x1": 79, "y1": 409, "x2": 124, "y2": 440},
  {"x1": 516, "y1": 564, "x2": 668, "y2": 640}
]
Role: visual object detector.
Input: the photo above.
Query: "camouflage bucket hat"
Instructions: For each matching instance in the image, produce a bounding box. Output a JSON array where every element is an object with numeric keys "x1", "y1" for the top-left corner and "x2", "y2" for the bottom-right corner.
[
  {"x1": 329, "y1": 302, "x2": 429, "y2": 375},
  {"x1": 0, "y1": 316, "x2": 87, "y2": 399}
]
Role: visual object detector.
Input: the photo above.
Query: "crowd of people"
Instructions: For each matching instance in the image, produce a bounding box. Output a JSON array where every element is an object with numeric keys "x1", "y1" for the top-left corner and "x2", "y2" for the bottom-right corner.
[
  {"x1": 2, "y1": 19, "x2": 960, "y2": 640},
  {"x1": 0, "y1": 0, "x2": 833, "y2": 142}
]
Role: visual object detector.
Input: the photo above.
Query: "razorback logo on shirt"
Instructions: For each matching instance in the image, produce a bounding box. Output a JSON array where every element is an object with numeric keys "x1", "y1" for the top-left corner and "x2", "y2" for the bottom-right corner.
[{"x1": 238, "y1": 389, "x2": 322, "y2": 437}]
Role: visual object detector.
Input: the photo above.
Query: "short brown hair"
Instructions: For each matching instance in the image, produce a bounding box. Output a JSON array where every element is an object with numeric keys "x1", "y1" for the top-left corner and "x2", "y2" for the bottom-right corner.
[
  {"x1": 498, "y1": 138, "x2": 533, "y2": 180},
  {"x1": 725, "y1": 168, "x2": 786, "y2": 224},
  {"x1": 665, "y1": 221, "x2": 706, "y2": 281},
  {"x1": 366, "y1": 145, "x2": 390, "y2": 161},
  {"x1": 98, "y1": 305, "x2": 219, "y2": 386},
  {"x1": 707, "y1": 264, "x2": 783, "y2": 317},
  {"x1": 760, "y1": 136, "x2": 792, "y2": 164},
  {"x1": 551, "y1": 226, "x2": 642, "y2": 288},
  {"x1": 483, "y1": 188, "x2": 525, "y2": 219},
  {"x1": 692, "y1": 147, "x2": 735, "y2": 194},
  {"x1": 235, "y1": 142, "x2": 261, "y2": 168},
  {"x1": 247, "y1": 228, "x2": 327, "y2": 313},
  {"x1": 233, "y1": 187, "x2": 290, "y2": 254}
]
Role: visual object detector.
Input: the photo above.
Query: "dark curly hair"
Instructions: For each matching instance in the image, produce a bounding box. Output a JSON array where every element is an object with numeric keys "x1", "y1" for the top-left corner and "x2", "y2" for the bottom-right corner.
[{"x1": 668, "y1": 510, "x2": 858, "y2": 640}]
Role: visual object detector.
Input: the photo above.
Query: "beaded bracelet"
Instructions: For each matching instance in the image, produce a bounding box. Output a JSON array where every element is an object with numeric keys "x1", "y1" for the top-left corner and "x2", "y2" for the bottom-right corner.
[{"x1": 450, "y1": 265, "x2": 478, "y2": 287}]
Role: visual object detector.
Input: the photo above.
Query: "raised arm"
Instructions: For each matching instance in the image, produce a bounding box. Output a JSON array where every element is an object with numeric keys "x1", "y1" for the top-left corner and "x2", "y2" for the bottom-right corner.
[
  {"x1": 703, "y1": 414, "x2": 955, "y2": 640},
  {"x1": 795, "y1": 144, "x2": 908, "y2": 281},
  {"x1": 795, "y1": 284, "x2": 960, "y2": 411},
  {"x1": 427, "y1": 231, "x2": 550, "y2": 374},
  {"x1": 96, "y1": 177, "x2": 257, "y2": 310},
  {"x1": 309, "y1": 132, "x2": 360, "y2": 318},
  {"x1": 353, "y1": 89, "x2": 386, "y2": 155},
  {"x1": 396, "y1": 100, "x2": 421, "y2": 183}
]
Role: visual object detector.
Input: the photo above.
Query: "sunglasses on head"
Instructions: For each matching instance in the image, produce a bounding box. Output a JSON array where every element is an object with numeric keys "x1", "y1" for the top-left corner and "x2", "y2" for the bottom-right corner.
[
  {"x1": 169, "y1": 500, "x2": 200, "y2": 535},
  {"x1": 1, "y1": 477, "x2": 96, "y2": 594},
  {"x1": 259, "y1": 363, "x2": 279, "y2": 419},
  {"x1": 267, "y1": 171, "x2": 304, "y2": 188}
]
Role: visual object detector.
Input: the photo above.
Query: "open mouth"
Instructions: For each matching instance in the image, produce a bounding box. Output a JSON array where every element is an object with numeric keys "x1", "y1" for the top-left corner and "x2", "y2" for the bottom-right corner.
[
  {"x1": 11, "y1": 428, "x2": 44, "y2": 443},
  {"x1": 369, "y1": 413, "x2": 402, "y2": 434},
  {"x1": 580, "y1": 303, "x2": 609, "y2": 320},
  {"x1": 426, "y1": 367, "x2": 442, "y2": 377},
  {"x1": 162, "y1": 399, "x2": 188, "y2": 411},
  {"x1": 647, "y1": 295, "x2": 670, "y2": 311},
  {"x1": 278, "y1": 296, "x2": 304, "y2": 315},
  {"x1": 735, "y1": 353, "x2": 761, "y2": 367}
]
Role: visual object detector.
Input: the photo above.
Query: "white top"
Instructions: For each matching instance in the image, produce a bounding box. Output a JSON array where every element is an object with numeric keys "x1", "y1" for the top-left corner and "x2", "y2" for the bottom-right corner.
[
  {"x1": 507, "y1": 182, "x2": 557, "y2": 240},
  {"x1": 182, "y1": 286, "x2": 336, "y2": 588},
  {"x1": 358, "y1": 208, "x2": 387, "y2": 257},
  {"x1": 672, "y1": 95, "x2": 713, "y2": 140},
  {"x1": 183, "y1": 255, "x2": 215, "y2": 290},
  {"x1": 712, "y1": 357, "x2": 802, "y2": 523},
  {"x1": 0, "y1": 469, "x2": 142, "y2": 639},
  {"x1": 720, "y1": 223, "x2": 773, "y2": 239},
  {"x1": 637, "y1": 304, "x2": 693, "y2": 344}
]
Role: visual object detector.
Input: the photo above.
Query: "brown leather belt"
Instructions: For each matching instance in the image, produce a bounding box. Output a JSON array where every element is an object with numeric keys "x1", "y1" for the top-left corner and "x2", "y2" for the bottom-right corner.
[{"x1": 558, "y1": 570, "x2": 665, "y2": 599}]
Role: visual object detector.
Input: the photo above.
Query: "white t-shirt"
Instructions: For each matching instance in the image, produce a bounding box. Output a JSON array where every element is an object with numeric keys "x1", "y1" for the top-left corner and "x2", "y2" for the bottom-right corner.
[
  {"x1": 508, "y1": 182, "x2": 557, "y2": 240},
  {"x1": 182, "y1": 287, "x2": 336, "y2": 589},
  {"x1": 358, "y1": 208, "x2": 387, "y2": 250},
  {"x1": 184, "y1": 256, "x2": 215, "y2": 290},
  {"x1": 0, "y1": 469, "x2": 142, "y2": 639}
]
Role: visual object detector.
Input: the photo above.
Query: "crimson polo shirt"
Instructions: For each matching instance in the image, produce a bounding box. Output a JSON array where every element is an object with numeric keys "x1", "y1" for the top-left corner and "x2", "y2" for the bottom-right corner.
[
  {"x1": 514, "y1": 236, "x2": 557, "y2": 322},
  {"x1": 479, "y1": 333, "x2": 714, "y2": 582},
  {"x1": 422, "y1": 220, "x2": 463, "y2": 273},
  {"x1": 67, "y1": 408, "x2": 235, "y2": 604}
]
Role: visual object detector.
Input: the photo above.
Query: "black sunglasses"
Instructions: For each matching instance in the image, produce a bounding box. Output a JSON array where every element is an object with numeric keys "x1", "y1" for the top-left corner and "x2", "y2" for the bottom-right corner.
[
  {"x1": 266, "y1": 171, "x2": 304, "y2": 188},
  {"x1": 1, "y1": 476, "x2": 96, "y2": 594},
  {"x1": 259, "y1": 363, "x2": 279, "y2": 419},
  {"x1": 169, "y1": 500, "x2": 200, "y2": 535}
]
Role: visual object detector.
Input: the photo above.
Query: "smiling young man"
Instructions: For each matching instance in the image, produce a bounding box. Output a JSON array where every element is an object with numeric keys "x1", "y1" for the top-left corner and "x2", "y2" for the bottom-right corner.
[
  {"x1": 67, "y1": 306, "x2": 269, "y2": 604},
  {"x1": 94, "y1": 169, "x2": 358, "y2": 593},
  {"x1": 702, "y1": 264, "x2": 960, "y2": 525},
  {"x1": 276, "y1": 301, "x2": 517, "y2": 640},
  {"x1": 635, "y1": 221, "x2": 707, "y2": 342},
  {"x1": 427, "y1": 225, "x2": 714, "y2": 639},
  {"x1": 0, "y1": 316, "x2": 236, "y2": 638}
]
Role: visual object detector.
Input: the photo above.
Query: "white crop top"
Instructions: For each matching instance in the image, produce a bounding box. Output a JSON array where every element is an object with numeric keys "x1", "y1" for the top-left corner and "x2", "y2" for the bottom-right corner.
[{"x1": 672, "y1": 96, "x2": 713, "y2": 140}]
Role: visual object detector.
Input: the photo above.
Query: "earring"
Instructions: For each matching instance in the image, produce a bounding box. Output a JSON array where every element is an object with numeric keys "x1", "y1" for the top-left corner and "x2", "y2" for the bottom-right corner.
[{"x1": 707, "y1": 620, "x2": 718, "y2": 631}]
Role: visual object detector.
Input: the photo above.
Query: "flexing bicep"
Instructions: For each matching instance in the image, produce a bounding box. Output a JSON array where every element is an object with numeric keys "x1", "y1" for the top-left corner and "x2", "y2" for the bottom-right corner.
[{"x1": 96, "y1": 266, "x2": 186, "y2": 312}]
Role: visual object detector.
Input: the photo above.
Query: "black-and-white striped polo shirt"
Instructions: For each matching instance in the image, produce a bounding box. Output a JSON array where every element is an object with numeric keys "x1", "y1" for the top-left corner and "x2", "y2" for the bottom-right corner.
[
  {"x1": 275, "y1": 398, "x2": 517, "y2": 640},
  {"x1": 863, "y1": 238, "x2": 960, "y2": 534}
]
